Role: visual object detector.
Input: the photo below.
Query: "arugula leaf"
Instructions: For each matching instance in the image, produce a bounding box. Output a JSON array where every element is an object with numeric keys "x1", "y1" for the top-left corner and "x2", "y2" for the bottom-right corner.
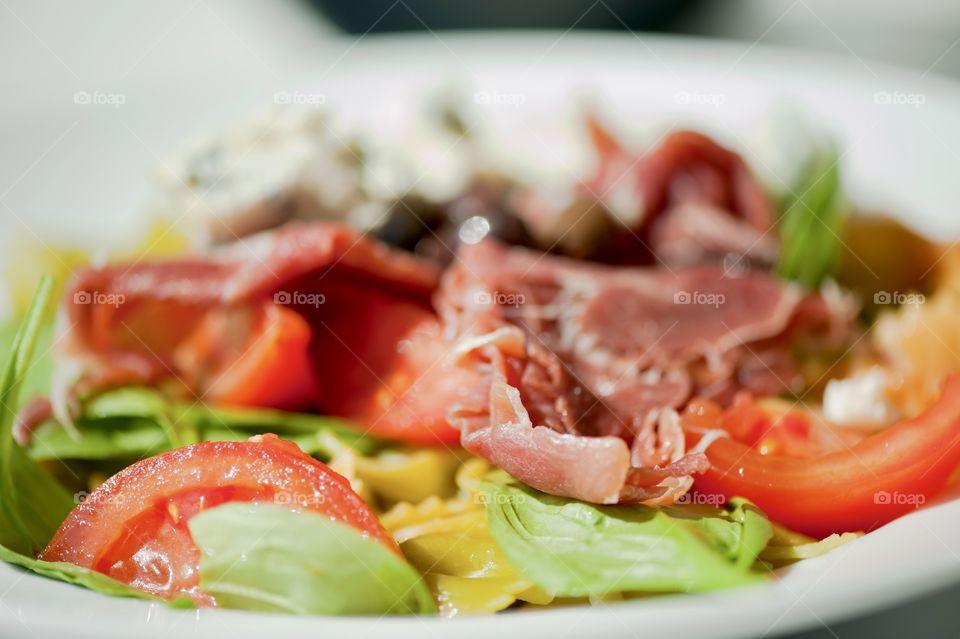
[
  {"x1": 0, "y1": 276, "x2": 74, "y2": 555},
  {"x1": 28, "y1": 387, "x2": 381, "y2": 463},
  {"x1": 83, "y1": 386, "x2": 190, "y2": 442},
  {"x1": 776, "y1": 144, "x2": 848, "y2": 288},
  {"x1": 189, "y1": 502, "x2": 436, "y2": 615},
  {"x1": 27, "y1": 386, "x2": 185, "y2": 463},
  {"x1": 482, "y1": 483, "x2": 770, "y2": 598},
  {"x1": 178, "y1": 402, "x2": 378, "y2": 456},
  {"x1": 0, "y1": 318, "x2": 54, "y2": 406},
  {"x1": 29, "y1": 417, "x2": 173, "y2": 462}
]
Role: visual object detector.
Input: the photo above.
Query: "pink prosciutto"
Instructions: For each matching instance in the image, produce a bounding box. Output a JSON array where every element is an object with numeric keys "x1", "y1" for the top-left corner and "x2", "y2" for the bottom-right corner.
[
  {"x1": 520, "y1": 119, "x2": 779, "y2": 266},
  {"x1": 440, "y1": 240, "x2": 851, "y2": 504}
]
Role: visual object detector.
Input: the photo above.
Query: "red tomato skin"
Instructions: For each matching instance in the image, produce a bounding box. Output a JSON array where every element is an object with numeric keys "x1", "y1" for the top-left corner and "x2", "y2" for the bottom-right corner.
[
  {"x1": 302, "y1": 285, "x2": 468, "y2": 446},
  {"x1": 40, "y1": 436, "x2": 396, "y2": 603},
  {"x1": 690, "y1": 374, "x2": 960, "y2": 538},
  {"x1": 176, "y1": 302, "x2": 317, "y2": 411}
]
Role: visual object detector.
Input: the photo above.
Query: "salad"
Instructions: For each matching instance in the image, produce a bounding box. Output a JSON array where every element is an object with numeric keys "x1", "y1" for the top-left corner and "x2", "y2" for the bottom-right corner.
[{"x1": 1, "y1": 103, "x2": 956, "y2": 618}]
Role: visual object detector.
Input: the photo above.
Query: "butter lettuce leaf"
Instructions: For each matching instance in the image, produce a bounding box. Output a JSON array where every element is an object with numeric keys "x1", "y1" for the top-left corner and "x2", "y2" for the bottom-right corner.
[
  {"x1": 189, "y1": 502, "x2": 435, "y2": 615},
  {"x1": 482, "y1": 483, "x2": 771, "y2": 598},
  {"x1": 662, "y1": 498, "x2": 772, "y2": 570}
]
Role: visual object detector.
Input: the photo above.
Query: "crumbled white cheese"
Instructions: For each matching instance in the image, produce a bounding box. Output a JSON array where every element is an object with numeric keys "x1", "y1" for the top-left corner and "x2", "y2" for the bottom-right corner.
[
  {"x1": 153, "y1": 108, "x2": 365, "y2": 245},
  {"x1": 823, "y1": 367, "x2": 898, "y2": 427}
]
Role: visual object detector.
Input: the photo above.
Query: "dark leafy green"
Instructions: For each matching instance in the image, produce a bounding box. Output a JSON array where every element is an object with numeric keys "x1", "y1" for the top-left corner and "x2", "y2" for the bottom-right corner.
[
  {"x1": 189, "y1": 502, "x2": 436, "y2": 615},
  {"x1": 482, "y1": 482, "x2": 771, "y2": 598},
  {"x1": 776, "y1": 144, "x2": 848, "y2": 288},
  {"x1": 0, "y1": 276, "x2": 74, "y2": 554},
  {"x1": 0, "y1": 314, "x2": 54, "y2": 406}
]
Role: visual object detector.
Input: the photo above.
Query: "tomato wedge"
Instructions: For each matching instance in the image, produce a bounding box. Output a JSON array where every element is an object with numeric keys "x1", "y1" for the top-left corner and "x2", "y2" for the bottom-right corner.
[
  {"x1": 177, "y1": 285, "x2": 464, "y2": 445},
  {"x1": 687, "y1": 374, "x2": 960, "y2": 538},
  {"x1": 687, "y1": 393, "x2": 865, "y2": 459},
  {"x1": 176, "y1": 302, "x2": 317, "y2": 410},
  {"x1": 302, "y1": 280, "x2": 468, "y2": 445},
  {"x1": 40, "y1": 435, "x2": 397, "y2": 604}
]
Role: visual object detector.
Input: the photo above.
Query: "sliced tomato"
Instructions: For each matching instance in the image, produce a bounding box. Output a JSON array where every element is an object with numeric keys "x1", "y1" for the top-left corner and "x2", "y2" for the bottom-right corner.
[
  {"x1": 303, "y1": 281, "x2": 468, "y2": 445},
  {"x1": 174, "y1": 302, "x2": 317, "y2": 410},
  {"x1": 40, "y1": 435, "x2": 397, "y2": 604},
  {"x1": 686, "y1": 374, "x2": 960, "y2": 538},
  {"x1": 322, "y1": 317, "x2": 472, "y2": 446},
  {"x1": 687, "y1": 393, "x2": 845, "y2": 459}
]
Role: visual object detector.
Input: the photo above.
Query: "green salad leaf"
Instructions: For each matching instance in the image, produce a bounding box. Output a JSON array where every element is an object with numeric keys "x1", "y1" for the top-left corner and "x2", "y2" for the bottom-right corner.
[
  {"x1": 776, "y1": 144, "x2": 848, "y2": 288},
  {"x1": 28, "y1": 386, "x2": 380, "y2": 464},
  {"x1": 0, "y1": 316, "x2": 54, "y2": 406},
  {"x1": 663, "y1": 498, "x2": 772, "y2": 570},
  {"x1": 29, "y1": 417, "x2": 174, "y2": 462},
  {"x1": 0, "y1": 276, "x2": 74, "y2": 554},
  {"x1": 179, "y1": 402, "x2": 378, "y2": 456},
  {"x1": 0, "y1": 544, "x2": 193, "y2": 607},
  {"x1": 189, "y1": 502, "x2": 436, "y2": 615},
  {"x1": 482, "y1": 482, "x2": 771, "y2": 598}
]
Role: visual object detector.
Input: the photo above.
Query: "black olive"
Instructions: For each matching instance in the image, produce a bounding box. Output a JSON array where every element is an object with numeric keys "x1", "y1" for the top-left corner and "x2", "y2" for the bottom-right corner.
[
  {"x1": 419, "y1": 187, "x2": 536, "y2": 264},
  {"x1": 371, "y1": 195, "x2": 444, "y2": 252},
  {"x1": 443, "y1": 176, "x2": 535, "y2": 246},
  {"x1": 375, "y1": 175, "x2": 537, "y2": 265}
]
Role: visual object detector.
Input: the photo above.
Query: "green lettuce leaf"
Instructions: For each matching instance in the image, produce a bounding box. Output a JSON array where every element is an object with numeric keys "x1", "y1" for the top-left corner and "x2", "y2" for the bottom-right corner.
[
  {"x1": 663, "y1": 498, "x2": 772, "y2": 570},
  {"x1": 189, "y1": 502, "x2": 436, "y2": 615},
  {"x1": 482, "y1": 482, "x2": 771, "y2": 598},
  {"x1": 776, "y1": 144, "x2": 848, "y2": 288}
]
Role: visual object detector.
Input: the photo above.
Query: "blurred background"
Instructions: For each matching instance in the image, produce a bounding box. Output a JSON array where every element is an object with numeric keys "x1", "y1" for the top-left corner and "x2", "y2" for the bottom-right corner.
[
  {"x1": 3, "y1": 0, "x2": 958, "y2": 251},
  {"x1": 2, "y1": 2, "x2": 960, "y2": 637},
  {"x1": 312, "y1": 0, "x2": 960, "y2": 77}
]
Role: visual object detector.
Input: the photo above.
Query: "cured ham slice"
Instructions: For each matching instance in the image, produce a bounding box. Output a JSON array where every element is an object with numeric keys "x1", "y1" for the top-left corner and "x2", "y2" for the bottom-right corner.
[
  {"x1": 536, "y1": 120, "x2": 778, "y2": 266},
  {"x1": 649, "y1": 202, "x2": 779, "y2": 267},
  {"x1": 440, "y1": 240, "x2": 849, "y2": 503},
  {"x1": 55, "y1": 222, "x2": 466, "y2": 444},
  {"x1": 627, "y1": 129, "x2": 773, "y2": 231}
]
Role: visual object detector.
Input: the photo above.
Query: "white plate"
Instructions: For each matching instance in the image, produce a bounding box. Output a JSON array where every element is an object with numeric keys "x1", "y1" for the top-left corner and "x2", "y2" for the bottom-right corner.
[{"x1": 3, "y1": 31, "x2": 960, "y2": 639}]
